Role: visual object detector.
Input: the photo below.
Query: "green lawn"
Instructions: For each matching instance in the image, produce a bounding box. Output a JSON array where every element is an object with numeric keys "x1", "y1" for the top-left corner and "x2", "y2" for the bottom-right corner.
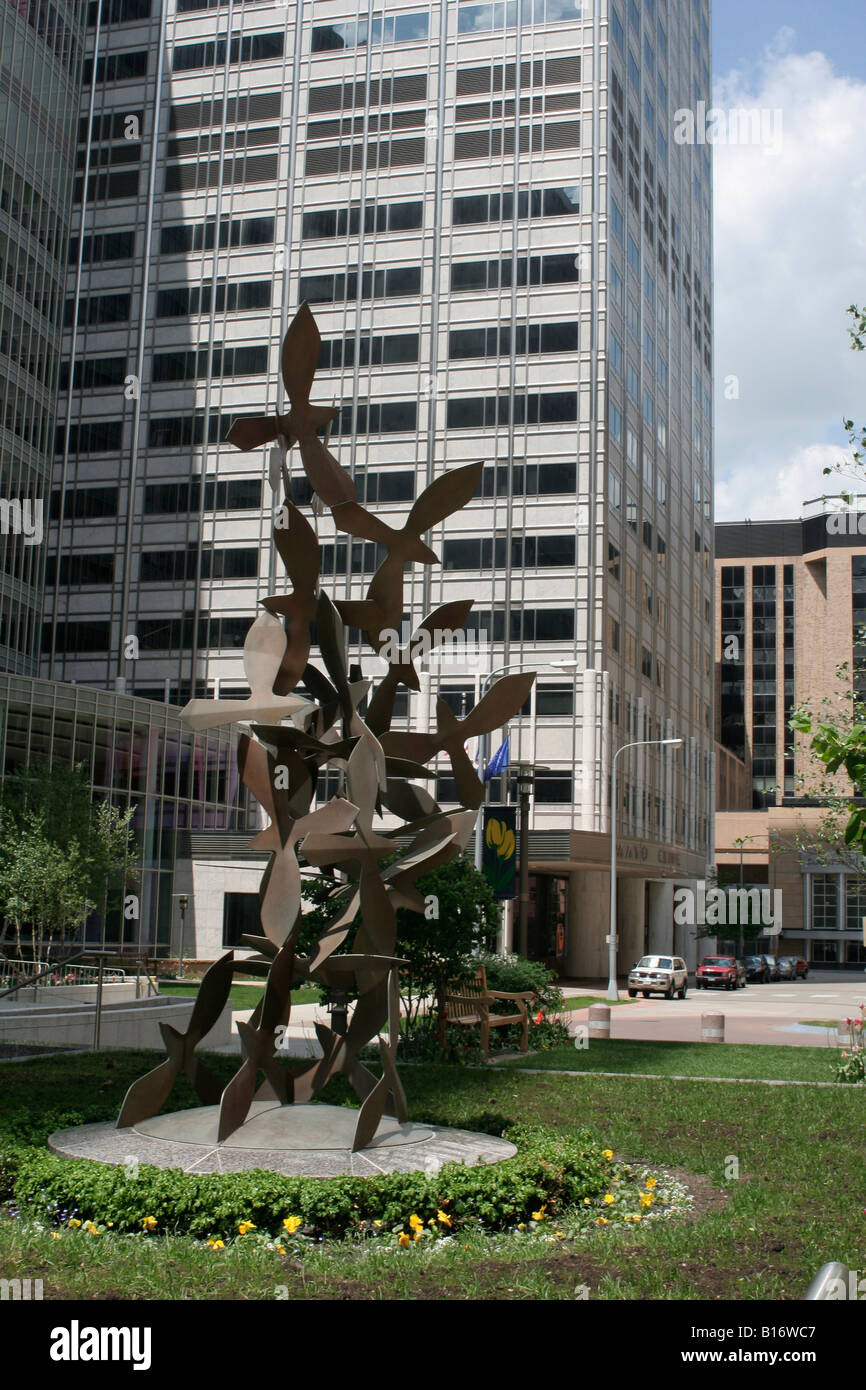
[
  {"x1": 156, "y1": 981, "x2": 322, "y2": 1011},
  {"x1": 1, "y1": 1048, "x2": 864, "y2": 1299},
  {"x1": 501, "y1": 1037, "x2": 841, "y2": 1082}
]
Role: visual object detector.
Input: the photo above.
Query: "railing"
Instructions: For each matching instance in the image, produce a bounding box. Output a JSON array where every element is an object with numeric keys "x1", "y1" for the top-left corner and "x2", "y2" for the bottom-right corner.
[{"x1": 0, "y1": 960, "x2": 127, "y2": 990}]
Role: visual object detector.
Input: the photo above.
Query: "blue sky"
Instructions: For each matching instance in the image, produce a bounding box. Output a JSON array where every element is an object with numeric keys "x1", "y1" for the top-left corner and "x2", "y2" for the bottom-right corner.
[
  {"x1": 713, "y1": 0, "x2": 866, "y2": 83},
  {"x1": 710, "y1": 3, "x2": 866, "y2": 520}
]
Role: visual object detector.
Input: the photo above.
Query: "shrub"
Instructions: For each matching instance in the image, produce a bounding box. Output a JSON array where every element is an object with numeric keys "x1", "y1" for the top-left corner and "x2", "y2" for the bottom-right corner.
[
  {"x1": 11, "y1": 1124, "x2": 610, "y2": 1240},
  {"x1": 478, "y1": 953, "x2": 564, "y2": 1014}
]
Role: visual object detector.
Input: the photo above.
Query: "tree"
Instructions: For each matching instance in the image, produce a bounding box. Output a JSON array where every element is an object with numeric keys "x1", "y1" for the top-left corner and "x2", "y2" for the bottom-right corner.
[
  {"x1": 298, "y1": 852, "x2": 501, "y2": 1040},
  {"x1": 0, "y1": 764, "x2": 136, "y2": 960},
  {"x1": 394, "y1": 853, "x2": 500, "y2": 1040}
]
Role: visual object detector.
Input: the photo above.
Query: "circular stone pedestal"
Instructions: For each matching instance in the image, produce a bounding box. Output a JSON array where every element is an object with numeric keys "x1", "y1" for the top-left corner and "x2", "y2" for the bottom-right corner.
[{"x1": 48, "y1": 1103, "x2": 517, "y2": 1178}]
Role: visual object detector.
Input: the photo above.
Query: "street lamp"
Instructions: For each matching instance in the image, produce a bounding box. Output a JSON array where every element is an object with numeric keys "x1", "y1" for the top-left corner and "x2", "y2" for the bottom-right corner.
[
  {"x1": 175, "y1": 893, "x2": 189, "y2": 980},
  {"x1": 607, "y1": 738, "x2": 683, "y2": 1002},
  {"x1": 509, "y1": 761, "x2": 549, "y2": 958},
  {"x1": 473, "y1": 659, "x2": 579, "y2": 873}
]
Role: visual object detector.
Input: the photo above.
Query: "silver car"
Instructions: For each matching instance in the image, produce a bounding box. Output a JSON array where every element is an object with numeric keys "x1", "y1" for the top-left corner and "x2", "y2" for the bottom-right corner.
[{"x1": 628, "y1": 955, "x2": 688, "y2": 999}]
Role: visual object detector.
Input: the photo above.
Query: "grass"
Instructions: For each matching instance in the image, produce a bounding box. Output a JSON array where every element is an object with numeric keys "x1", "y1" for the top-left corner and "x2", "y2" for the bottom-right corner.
[
  {"x1": 500, "y1": 1037, "x2": 841, "y2": 1082},
  {"x1": 156, "y1": 981, "x2": 322, "y2": 1011},
  {"x1": 557, "y1": 995, "x2": 638, "y2": 1012},
  {"x1": 799, "y1": 1020, "x2": 839, "y2": 1029},
  {"x1": 1, "y1": 1047, "x2": 864, "y2": 1299}
]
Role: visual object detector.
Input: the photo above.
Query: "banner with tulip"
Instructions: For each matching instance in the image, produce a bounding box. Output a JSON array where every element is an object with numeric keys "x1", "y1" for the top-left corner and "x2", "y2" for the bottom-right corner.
[{"x1": 482, "y1": 806, "x2": 517, "y2": 900}]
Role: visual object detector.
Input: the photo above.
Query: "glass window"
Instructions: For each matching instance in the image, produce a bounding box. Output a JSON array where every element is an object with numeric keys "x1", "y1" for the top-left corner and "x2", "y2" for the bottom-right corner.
[{"x1": 812, "y1": 874, "x2": 838, "y2": 931}]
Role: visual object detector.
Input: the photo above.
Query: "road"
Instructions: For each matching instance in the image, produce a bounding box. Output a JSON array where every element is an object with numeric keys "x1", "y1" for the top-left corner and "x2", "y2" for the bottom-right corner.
[{"x1": 560, "y1": 974, "x2": 866, "y2": 1046}]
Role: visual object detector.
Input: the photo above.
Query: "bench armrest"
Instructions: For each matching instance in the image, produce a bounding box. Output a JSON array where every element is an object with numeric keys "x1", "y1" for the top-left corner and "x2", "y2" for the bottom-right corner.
[{"x1": 487, "y1": 989, "x2": 534, "y2": 1003}]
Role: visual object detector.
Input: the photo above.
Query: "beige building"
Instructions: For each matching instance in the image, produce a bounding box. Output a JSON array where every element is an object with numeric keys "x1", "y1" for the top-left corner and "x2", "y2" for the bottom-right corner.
[{"x1": 715, "y1": 504, "x2": 866, "y2": 970}]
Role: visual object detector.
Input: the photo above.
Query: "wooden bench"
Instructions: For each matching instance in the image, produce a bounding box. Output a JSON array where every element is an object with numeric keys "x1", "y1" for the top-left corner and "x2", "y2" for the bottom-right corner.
[{"x1": 438, "y1": 966, "x2": 534, "y2": 1062}]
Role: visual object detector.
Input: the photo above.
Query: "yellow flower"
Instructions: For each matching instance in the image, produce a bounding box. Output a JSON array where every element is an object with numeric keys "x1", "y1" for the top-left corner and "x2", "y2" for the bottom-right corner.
[
  {"x1": 141, "y1": 1216, "x2": 157, "y2": 1232},
  {"x1": 640, "y1": 1193, "x2": 654, "y2": 1207},
  {"x1": 413, "y1": 1231, "x2": 422, "y2": 1242},
  {"x1": 517, "y1": 1223, "x2": 526, "y2": 1230},
  {"x1": 602, "y1": 1149, "x2": 614, "y2": 1160},
  {"x1": 282, "y1": 1216, "x2": 302, "y2": 1235},
  {"x1": 373, "y1": 1220, "x2": 382, "y2": 1228},
  {"x1": 207, "y1": 1239, "x2": 225, "y2": 1250},
  {"x1": 50, "y1": 1232, "x2": 62, "y2": 1241},
  {"x1": 645, "y1": 1176, "x2": 657, "y2": 1189},
  {"x1": 583, "y1": 1197, "x2": 591, "y2": 1206},
  {"x1": 595, "y1": 1217, "x2": 610, "y2": 1226},
  {"x1": 436, "y1": 1210, "x2": 452, "y2": 1228},
  {"x1": 67, "y1": 1218, "x2": 81, "y2": 1228},
  {"x1": 398, "y1": 1232, "x2": 410, "y2": 1248},
  {"x1": 553, "y1": 1232, "x2": 566, "y2": 1239},
  {"x1": 238, "y1": 1221, "x2": 256, "y2": 1235},
  {"x1": 603, "y1": 1194, "x2": 615, "y2": 1205},
  {"x1": 531, "y1": 1205, "x2": 547, "y2": 1222},
  {"x1": 409, "y1": 1214, "x2": 424, "y2": 1232},
  {"x1": 84, "y1": 1222, "x2": 99, "y2": 1235},
  {"x1": 275, "y1": 1244, "x2": 286, "y2": 1256}
]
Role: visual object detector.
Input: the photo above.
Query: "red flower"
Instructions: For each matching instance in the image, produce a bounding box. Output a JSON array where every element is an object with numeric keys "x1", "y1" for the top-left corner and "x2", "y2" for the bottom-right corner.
[{"x1": 534, "y1": 1009, "x2": 544, "y2": 1025}]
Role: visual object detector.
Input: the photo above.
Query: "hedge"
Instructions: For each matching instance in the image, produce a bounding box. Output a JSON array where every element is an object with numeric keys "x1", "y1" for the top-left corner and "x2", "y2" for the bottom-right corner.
[{"x1": 9, "y1": 1124, "x2": 611, "y2": 1240}]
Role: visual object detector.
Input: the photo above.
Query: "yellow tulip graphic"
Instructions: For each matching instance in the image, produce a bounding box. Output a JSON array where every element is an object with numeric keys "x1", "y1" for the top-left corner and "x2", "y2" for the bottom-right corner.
[{"x1": 485, "y1": 819, "x2": 515, "y2": 859}]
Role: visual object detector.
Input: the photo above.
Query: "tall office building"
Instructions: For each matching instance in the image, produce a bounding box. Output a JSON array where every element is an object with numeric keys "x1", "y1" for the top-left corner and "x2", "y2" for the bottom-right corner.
[
  {"x1": 715, "y1": 505, "x2": 866, "y2": 970},
  {"x1": 46, "y1": 0, "x2": 715, "y2": 971},
  {"x1": 0, "y1": 0, "x2": 86, "y2": 672}
]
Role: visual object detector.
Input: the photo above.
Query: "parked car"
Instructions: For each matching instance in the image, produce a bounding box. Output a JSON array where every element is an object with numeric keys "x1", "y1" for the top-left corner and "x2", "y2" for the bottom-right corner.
[
  {"x1": 627, "y1": 955, "x2": 689, "y2": 999},
  {"x1": 696, "y1": 955, "x2": 747, "y2": 990},
  {"x1": 763, "y1": 954, "x2": 781, "y2": 981},
  {"x1": 743, "y1": 954, "x2": 771, "y2": 983},
  {"x1": 776, "y1": 955, "x2": 809, "y2": 979}
]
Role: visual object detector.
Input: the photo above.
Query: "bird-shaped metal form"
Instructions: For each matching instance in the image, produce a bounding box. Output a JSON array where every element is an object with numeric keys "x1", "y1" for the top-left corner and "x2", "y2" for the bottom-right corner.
[
  {"x1": 381, "y1": 672, "x2": 536, "y2": 809},
  {"x1": 333, "y1": 461, "x2": 484, "y2": 652},
  {"x1": 227, "y1": 304, "x2": 356, "y2": 509},
  {"x1": 181, "y1": 611, "x2": 312, "y2": 731},
  {"x1": 217, "y1": 943, "x2": 296, "y2": 1142},
  {"x1": 261, "y1": 499, "x2": 320, "y2": 697},
  {"x1": 364, "y1": 599, "x2": 475, "y2": 735},
  {"x1": 226, "y1": 303, "x2": 338, "y2": 453},
  {"x1": 116, "y1": 953, "x2": 234, "y2": 1127},
  {"x1": 121, "y1": 301, "x2": 539, "y2": 1152}
]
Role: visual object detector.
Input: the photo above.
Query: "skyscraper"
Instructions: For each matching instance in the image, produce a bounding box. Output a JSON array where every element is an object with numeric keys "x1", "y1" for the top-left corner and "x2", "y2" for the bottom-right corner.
[
  {"x1": 48, "y1": 0, "x2": 715, "y2": 972},
  {"x1": 0, "y1": 0, "x2": 86, "y2": 672}
]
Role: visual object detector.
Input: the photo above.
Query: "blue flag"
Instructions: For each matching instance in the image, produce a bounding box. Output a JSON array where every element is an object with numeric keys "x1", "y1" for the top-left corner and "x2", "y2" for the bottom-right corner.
[{"x1": 485, "y1": 737, "x2": 509, "y2": 783}]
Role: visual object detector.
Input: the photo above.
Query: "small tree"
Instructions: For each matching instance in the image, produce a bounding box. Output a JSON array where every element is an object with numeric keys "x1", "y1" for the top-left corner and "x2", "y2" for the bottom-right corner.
[
  {"x1": 298, "y1": 852, "x2": 501, "y2": 1042},
  {"x1": 0, "y1": 764, "x2": 136, "y2": 959},
  {"x1": 395, "y1": 853, "x2": 500, "y2": 1041}
]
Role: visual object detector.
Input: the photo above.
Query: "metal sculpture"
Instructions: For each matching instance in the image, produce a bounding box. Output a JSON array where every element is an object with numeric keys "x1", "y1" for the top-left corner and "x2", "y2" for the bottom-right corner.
[{"x1": 117, "y1": 303, "x2": 535, "y2": 1151}]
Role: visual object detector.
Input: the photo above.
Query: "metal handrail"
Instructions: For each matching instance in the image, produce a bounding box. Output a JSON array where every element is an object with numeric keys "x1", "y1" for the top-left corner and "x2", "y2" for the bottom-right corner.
[{"x1": 0, "y1": 951, "x2": 87, "y2": 1002}]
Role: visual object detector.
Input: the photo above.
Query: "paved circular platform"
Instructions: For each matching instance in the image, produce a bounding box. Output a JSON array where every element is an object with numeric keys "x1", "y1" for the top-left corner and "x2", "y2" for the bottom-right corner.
[{"x1": 48, "y1": 1103, "x2": 517, "y2": 1177}]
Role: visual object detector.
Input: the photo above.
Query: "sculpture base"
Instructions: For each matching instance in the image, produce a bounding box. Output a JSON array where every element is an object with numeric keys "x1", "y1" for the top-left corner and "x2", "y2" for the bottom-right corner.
[{"x1": 48, "y1": 1104, "x2": 517, "y2": 1178}]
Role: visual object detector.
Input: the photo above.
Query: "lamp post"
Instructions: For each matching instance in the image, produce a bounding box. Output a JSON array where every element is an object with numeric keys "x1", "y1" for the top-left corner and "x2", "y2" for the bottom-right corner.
[
  {"x1": 607, "y1": 738, "x2": 682, "y2": 1002},
  {"x1": 513, "y1": 762, "x2": 536, "y2": 958},
  {"x1": 473, "y1": 659, "x2": 579, "y2": 873},
  {"x1": 176, "y1": 893, "x2": 189, "y2": 980}
]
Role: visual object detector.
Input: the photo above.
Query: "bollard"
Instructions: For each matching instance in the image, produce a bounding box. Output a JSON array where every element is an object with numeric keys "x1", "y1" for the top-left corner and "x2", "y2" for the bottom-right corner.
[
  {"x1": 588, "y1": 1004, "x2": 611, "y2": 1040},
  {"x1": 701, "y1": 1012, "x2": 725, "y2": 1043}
]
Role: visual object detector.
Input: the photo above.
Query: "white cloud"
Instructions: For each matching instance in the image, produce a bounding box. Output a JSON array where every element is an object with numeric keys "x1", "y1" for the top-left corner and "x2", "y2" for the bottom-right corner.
[{"x1": 713, "y1": 39, "x2": 866, "y2": 522}]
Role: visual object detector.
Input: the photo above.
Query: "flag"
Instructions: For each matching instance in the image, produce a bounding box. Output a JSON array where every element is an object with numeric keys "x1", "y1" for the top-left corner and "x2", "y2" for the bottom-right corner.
[{"x1": 485, "y1": 737, "x2": 509, "y2": 783}]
